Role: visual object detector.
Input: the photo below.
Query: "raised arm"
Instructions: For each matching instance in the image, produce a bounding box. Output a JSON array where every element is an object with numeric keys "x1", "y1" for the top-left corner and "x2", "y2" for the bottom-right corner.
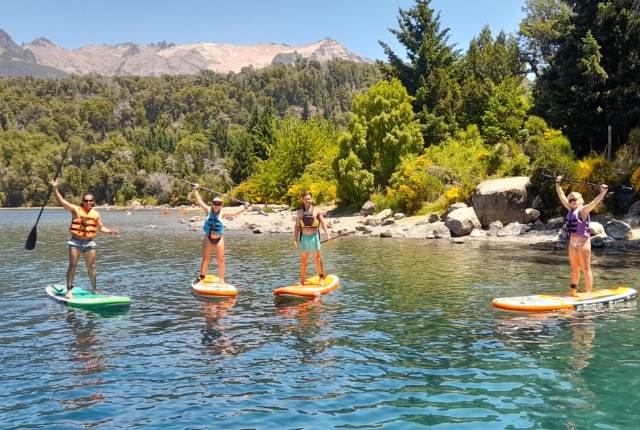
[
  {"x1": 95, "y1": 212, "x2": 119, "y2": 236},
  {"x1": 192, "y1": 186, "x2": 210, "y2": 214},
  {"x1": 49, "y1": 179, "x2": 77, "y2": 212},
  {"x1": 222, "y1": 204, "x2": 249, "y2": 219},
  {"x1": 580, "y1": 184, "x2": 608, "y2": 218},
  {"x1": 555, "y1": 176, "x2": 570, "y2": 210}
]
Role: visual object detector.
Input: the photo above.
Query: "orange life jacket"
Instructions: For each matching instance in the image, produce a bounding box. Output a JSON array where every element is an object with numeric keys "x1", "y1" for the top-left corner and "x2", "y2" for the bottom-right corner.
[{"x1": 69, "y1": 206, "x2": 99, "y2": 239}]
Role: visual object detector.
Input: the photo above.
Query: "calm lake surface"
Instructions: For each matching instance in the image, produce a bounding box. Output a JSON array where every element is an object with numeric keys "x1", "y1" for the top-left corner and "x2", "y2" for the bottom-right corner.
[{"x1": 1, "y1": 209, "x2": 640, "y2": 429}]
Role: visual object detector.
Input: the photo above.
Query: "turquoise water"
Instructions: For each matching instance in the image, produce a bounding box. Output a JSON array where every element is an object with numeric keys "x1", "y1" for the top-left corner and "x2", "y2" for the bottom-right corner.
[{"x1": 1, "y1": 209, "x2": 640, "y2": 429}]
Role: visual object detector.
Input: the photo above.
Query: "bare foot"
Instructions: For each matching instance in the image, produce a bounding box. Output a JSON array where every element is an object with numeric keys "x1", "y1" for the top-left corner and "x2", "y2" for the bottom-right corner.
[
  {"x1": 570, "y1": 288, "x2": 578, "y2": 297},
  {"x1": 92, "y1": 289, "x2": 102, "y2": 295},
  {"x1": 65, "y1": 290, "x2": 74, "y2": 299}
]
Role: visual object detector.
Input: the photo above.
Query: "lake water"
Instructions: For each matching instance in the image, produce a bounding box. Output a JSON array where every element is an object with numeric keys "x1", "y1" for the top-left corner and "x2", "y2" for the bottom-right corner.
[{"x1": 1, "y1": 209, "x2": 640, "y2": 429}]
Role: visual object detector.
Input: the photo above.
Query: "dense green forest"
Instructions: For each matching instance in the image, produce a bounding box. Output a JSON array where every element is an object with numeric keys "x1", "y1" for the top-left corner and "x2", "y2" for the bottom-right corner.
[{"x1": 1, "y1": 0, "x2": 639, "y2": 213}]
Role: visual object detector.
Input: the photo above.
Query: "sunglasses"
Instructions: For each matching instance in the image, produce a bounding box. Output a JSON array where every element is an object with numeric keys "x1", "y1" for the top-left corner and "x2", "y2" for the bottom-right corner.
[
  {"x1": 568, "y1": 198, "x2": 577, "y2": 203},
  {"x1": 212, "y1": 202, "x2": 222, "y2": 206},
  {"x1": 82, "y1": 199, "x2": 94, "y2": 203}
]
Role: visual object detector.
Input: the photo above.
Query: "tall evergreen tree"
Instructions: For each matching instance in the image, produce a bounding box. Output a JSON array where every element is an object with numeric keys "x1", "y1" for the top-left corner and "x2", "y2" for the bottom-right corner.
[
  {"x1": 379, "y1": 0, "x2": 460, "y2": 144},
  {"x1": 526, "y1": 0, "x2": 640, "y2": 155}
]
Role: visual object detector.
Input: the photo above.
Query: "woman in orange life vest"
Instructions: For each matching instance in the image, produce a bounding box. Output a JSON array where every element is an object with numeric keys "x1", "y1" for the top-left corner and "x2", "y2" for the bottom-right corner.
[
  {"x1": 192, "y1": 184, "x2": 249, "y2": 284},
  {"x1": 555, "y1": 176, "x2": 608, "y2": 296},
  {"x1": 294, "y1": 191, "x2": 331, "y2": 285},
  {"x1": 49, "y1": 179, "x2": 119, "y2": 299}
]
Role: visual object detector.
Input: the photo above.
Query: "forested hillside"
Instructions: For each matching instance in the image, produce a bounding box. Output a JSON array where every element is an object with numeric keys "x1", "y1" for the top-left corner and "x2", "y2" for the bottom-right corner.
[{"x1": 1, "y1": 0, "x2": 639, "y2": 215}]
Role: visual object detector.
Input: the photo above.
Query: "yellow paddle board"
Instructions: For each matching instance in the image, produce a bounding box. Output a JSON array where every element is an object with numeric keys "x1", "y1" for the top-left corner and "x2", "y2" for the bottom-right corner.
[
  {"x1": 492, "y1": 285, "x2": 637, "y2": 312},
  {"x1": 274, "y1": 274, "x2": 340, "y2": 298}
]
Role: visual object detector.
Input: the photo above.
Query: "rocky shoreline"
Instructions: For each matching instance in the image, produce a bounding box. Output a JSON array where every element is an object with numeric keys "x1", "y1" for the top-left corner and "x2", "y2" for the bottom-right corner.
[{"x1": 174, "y1": 202, "x2": 640, "y2": 251}]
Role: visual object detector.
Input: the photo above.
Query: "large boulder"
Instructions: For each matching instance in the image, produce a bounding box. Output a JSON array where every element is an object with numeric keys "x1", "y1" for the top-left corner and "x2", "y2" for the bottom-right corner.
[
  {"x1": 361, "y1": 200, "x2": 376, "y2": 216},
  {"x1": 441, "y1": 203, "x2": 468, "y2": 221},
  {"x1": 604, "y1": 220, "x2": 632, "y2": 240},
  {"x1": 588, "y1": 222, "x2": 605, "y2": 236},
  {"x1": 626, "y1": 200, "x2": 640, "y2": 217},
  {"x1": 426, "y1": 222, "x2": 451, "y2": 239},
  {"x1": 376, "y1": 208, "x2": 393, "y2": 220},
  {"x1": 497, "y1": 222, "x2": 531, "y2": 236},
  {"x1": 524, "y1": 208, "x2": 540, "y2": 223},
  {"x1": 487, "y1": 220, "x2": 503, "y2": 236},
  {"x1": 472, "y1": 177, "x2": 531, "y2": 227},
  {"x1": 445, "y1": 207, "x2": 481, "y2": 237}
]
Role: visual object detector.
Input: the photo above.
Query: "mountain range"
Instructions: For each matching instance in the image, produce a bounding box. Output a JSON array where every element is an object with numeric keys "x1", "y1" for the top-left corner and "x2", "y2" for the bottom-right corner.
[{"x1": 0, "y1": 29, "x2": 370, "y2": 78}]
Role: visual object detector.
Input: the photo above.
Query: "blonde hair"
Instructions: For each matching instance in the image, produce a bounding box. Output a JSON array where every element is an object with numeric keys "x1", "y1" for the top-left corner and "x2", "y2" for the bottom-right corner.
[{"x1": 567, "y1": 192, "x2": 584, "y2": 204}]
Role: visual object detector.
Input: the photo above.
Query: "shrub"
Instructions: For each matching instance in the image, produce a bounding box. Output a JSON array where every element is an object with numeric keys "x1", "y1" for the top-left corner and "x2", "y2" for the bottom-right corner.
[
  {"x1": 631, "y1": 166, "x2": 640, "y2": 192},
  {"x1": 286, "y1": 178, "x2": 337, "y2": 206},
  {"x1": 529, "y1": 133, "x2": 576, "y2": 215}
]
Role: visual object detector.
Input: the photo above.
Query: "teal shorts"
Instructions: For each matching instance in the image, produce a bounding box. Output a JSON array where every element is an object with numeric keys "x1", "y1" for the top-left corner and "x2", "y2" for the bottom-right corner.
[{"x1": 299, "y1": 233, "x2": 320, "y2": 253}]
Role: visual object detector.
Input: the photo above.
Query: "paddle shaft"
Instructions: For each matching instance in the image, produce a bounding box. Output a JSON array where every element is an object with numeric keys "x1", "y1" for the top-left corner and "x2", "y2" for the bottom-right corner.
[
  {"x1": 542, "y1": 173, "x2": 635, "y2": 192},
  {"x1": 320, "y1": 231, "x2": 351, "y2": 244},
  {"x1": 25, "y1": 140, "x2": 72, "y2": 250},
  {"x1": 180, "y1": 179, "x2": 268, "y2": 216},
  {"x1": 542, "y1": 173, "x2": 601, "y2": 187},
  {"x1": 180, "y1": 179, "x2": 249, "y2": 205}
]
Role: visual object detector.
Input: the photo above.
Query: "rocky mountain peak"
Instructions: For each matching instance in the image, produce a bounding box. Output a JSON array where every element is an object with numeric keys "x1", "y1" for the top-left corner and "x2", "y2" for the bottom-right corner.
[
  {"x1": 29, "y1": 37, "x2": 56, "y2": 47},
  {"x1": 4, "y1": 28, "x2": 370, "y2": 77},
  {"x1": 0, "y1": 29, "x2": 21, "y2": 51}
]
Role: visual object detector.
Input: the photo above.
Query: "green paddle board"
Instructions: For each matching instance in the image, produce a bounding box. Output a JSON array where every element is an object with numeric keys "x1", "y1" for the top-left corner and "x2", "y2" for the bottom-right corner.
[{"x1": 46, "y1": 285, "x2": 131, "y2": 309}]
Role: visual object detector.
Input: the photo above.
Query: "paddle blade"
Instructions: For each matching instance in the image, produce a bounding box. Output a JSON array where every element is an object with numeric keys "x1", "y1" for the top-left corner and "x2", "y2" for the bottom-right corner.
[{"x1": 25, "y1": 226, "x2": 37, "y2": 250}]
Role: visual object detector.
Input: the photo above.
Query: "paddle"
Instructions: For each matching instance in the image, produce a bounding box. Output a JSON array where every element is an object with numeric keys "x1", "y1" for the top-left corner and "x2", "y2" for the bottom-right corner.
[
  {"x1": 180, "y1": 179, "x2": 268, "y2": 216},
  {"x1": 320, "y1": 231, "x2": 353, "y2": 244},
  {"x1": 24, "y1": 141, "x2": 72, "y2": 250},
  {"x1": 542, "y1": 173, "x2": 633, "y2": 192}
]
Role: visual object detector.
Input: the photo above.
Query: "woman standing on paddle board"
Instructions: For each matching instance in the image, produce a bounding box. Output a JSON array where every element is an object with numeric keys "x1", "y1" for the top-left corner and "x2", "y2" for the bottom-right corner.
[
  {"x1": 555, "y1": 176, "x2": 608, "y2": 296},
  {"x1": 192, "y1": 184, "x2": 248, "y2": 284},
  {"x1": 294, "y1": 191, "x2": 330, "y2": 285},
  {"x1": 49, "y1": 179, "x2": 119, "y2": 299}
]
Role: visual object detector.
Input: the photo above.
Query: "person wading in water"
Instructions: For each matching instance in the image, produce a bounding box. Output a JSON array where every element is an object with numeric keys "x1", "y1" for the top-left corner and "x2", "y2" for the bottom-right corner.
[
  {"x1": 49, "y1": 179, "x2": 119, "y2": 299},
  {"x1": 294, "y1": 191, "x2": 330, "y2": 285},
  {"x1": 192, "y1": 184, "x2": 249, "y2": 284}
]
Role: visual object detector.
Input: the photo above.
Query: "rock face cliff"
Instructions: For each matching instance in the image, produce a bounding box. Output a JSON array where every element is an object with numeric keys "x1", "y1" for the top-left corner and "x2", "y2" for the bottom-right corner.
[
  {"x1": 0, "y1": 30, "x2": 68, "y2": 78},
  {"x1": 4, "y1": 29, "x2": 370, "y2": 77}
]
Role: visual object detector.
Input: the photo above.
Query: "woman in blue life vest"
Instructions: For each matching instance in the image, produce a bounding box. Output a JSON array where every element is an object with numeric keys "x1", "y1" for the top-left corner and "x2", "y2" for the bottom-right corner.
[
  {"x1": 294, "y1": 191, "x2": 331, "y2": 285},
  {"x1": 555, "y1": 176, "x2": 608, "y2": 296},
  {"x1": 192, "y1": 184, "x2": 248, "y2": 284}
]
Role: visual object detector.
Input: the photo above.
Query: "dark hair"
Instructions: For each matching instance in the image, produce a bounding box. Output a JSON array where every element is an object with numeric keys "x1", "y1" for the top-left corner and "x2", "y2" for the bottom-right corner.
[{"x1": 302, "y1": 191, "x2": 312, "y2": 198}]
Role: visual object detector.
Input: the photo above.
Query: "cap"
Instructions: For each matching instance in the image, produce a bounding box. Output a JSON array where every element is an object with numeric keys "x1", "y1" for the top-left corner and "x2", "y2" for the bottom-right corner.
[{"x1": 212, "y1": 197, "x2": 223, "y2": 203}]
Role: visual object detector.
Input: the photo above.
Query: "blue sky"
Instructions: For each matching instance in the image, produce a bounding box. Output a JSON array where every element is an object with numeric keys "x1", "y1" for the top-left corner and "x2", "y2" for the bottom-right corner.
[{"x1": 1, "y1": 0, "x2": 525, "y2": 60}]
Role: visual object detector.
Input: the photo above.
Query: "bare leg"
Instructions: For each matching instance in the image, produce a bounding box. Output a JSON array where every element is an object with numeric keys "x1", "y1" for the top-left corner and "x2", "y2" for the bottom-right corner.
[
  {"x1": 579, "y1": 240, "x2": 593, "y2": 292},
  {"x1": 84, "y1": 248, "x2": 98, "y2": 293},
  {"x1": 215, "y1": 237, "x2": 225, "y2": 283},
  {"x1": 313, "y1": 252, "x2": 324, "y2": 284},
  {"x1": 300, "y1": 252, "x2": 309, "y2": 285},
  {"x1": 66, "y1": 246, "x2": 81, "y2": 299},
  {"x1": 568, "y1": 242, "x2": 581, "y2": 296},
  {"x1": 200, "y1": 237, "x2": 214, "y2": 278}
]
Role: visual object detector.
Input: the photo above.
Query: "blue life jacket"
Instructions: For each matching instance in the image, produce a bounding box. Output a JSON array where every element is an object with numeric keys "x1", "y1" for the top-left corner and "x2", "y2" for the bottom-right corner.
[{"x1": 203, "y1": 210, "x2": 223, "y2": 235}]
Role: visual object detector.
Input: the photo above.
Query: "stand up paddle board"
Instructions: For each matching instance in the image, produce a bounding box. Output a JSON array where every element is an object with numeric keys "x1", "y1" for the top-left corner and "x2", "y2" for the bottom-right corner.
[
  {"x1": 191, "y1": 275, "x2": 238, "y2": 298},
  {"x1": 274, "y1": 274, "x2": 340, "y2": 298},
  {"x1": 46, "y1": 285, "x2": 131, "y2": 308},
  {"x1": 492, "y1": 285, "x2": 637, "y2": 312}
]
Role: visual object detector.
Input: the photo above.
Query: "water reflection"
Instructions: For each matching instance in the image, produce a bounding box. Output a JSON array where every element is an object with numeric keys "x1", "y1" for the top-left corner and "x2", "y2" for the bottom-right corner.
[
  {"x1": 60, "y1": 310, "x2": 107, "y2": 411},
  {"x1": 200, "y1": 298, "x2": 237, "y2": 357},
  {"x1": 274, "y1": 298, "x2": 335, "y2": 362}
]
